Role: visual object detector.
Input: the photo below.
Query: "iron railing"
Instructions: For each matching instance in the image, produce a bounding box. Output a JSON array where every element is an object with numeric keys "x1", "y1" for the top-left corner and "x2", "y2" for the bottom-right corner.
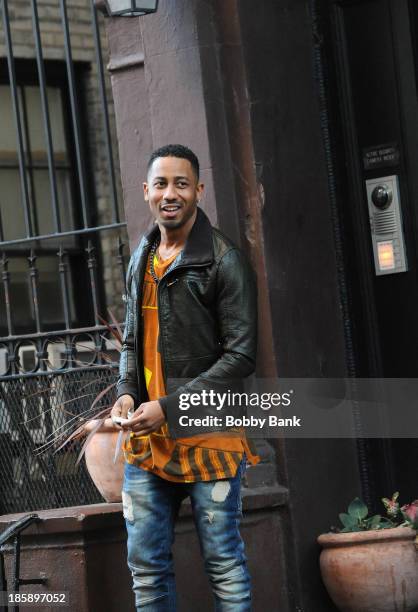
[
  {"x1": 0, "y1": 241, "x2": 127, "y2": 513},
  {"x1": 0, "y1": 1, "x2": 128, "y2": 514}
]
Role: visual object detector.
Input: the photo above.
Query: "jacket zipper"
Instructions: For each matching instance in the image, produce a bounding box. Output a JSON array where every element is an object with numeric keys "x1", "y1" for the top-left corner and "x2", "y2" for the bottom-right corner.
[
  {"x1": 132, "y1": 266, "x2": 145, "y2": 404},
  {"x1": 157, "y1": 261, "x2": 209, "y2": 392}
]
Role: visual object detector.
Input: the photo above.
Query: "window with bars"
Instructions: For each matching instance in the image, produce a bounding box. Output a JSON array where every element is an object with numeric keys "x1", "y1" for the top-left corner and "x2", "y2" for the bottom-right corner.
[
  {"x1": 0, "y1": 60, "x2": 95, "y2": 334},
  {"x1": 0, "y1": 83, "x2": 74, "y2": 241}
]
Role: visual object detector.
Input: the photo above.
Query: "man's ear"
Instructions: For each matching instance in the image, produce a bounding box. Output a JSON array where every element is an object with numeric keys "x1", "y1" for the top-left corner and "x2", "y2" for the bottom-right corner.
[
  {"x1": 196, "y1": 182, "x2": 204, "y2": 201},
  {"x1": 143, "y1": 182, "x2": 149, "y2": 201}
]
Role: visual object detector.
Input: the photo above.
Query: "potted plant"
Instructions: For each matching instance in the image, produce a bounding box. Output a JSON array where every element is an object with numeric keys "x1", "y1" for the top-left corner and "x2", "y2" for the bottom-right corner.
[
  {"x1": 33, "y1": 313, "x2": 126, "y2": 502},
  {"x1": 80, "y1": 415, "x2": 126, "y2": 503},
  {"x1": 318, "y1": 493, "x2": 418, "y2": 612}
]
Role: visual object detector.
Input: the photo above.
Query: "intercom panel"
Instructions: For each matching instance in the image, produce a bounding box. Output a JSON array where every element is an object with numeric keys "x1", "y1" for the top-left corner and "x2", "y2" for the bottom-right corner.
[{"x1": 365, "y1": 175, "x2": 407, "y2": 276}]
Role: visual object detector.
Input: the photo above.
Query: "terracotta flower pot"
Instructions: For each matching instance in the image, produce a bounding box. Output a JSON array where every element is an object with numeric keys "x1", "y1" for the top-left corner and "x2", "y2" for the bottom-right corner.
[
  {"x1": 318, "y1": 526, "x2": 418, "y2": 612},
  {"x1": 83, "y1": 418, "x2": 125, "y2": 503}
]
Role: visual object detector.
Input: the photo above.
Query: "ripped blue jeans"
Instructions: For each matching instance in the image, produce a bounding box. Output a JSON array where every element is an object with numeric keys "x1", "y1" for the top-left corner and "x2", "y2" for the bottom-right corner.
[{"x1": 122, "y1": 460, "x2": 251, "y2": 611}]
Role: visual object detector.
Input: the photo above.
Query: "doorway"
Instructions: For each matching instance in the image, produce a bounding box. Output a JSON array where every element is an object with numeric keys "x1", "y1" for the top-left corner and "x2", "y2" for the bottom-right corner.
[{"x1": 325, "y1": 0, "x2": 418, "y2": 503}]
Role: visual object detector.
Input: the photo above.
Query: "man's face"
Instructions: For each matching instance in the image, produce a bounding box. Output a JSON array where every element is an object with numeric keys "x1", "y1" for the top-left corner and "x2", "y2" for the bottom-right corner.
[{"x1": 143, "y1": 156, "x2": 204, "y2": 230}]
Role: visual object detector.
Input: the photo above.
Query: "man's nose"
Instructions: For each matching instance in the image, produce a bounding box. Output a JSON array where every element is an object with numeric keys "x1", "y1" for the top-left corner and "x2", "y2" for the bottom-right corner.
[{"x1": 163, "y1": 183, "x2": 177, "y2": 201}]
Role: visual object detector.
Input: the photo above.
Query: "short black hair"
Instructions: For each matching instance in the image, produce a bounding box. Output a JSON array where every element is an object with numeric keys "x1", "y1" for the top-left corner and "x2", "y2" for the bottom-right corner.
[{"x1": 147, "y1": 144, "x2": 200, "y2": 179}]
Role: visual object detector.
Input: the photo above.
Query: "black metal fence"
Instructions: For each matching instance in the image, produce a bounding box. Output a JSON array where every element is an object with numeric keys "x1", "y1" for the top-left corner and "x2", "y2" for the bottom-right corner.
[
  {"x1": 0, "y1": 242, "x2": 127, "y2": 514},
  {"x1": 0, "y1": 1, "x2": 128, "y2": 514},
  {"x1": 0, "y1": 367, "x2": 116, "y2": 514}
]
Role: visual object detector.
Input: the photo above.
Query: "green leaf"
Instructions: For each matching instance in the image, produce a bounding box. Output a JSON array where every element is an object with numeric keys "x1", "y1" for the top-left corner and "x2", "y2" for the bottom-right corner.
[
  {"x1": 339, "y1": 512, "x2": 357, "y2": 528},
  {"x1": 380, "y1": 520, "x2": 395, "y2": 529},
  {"x1": 348, "y1": 497, "x2": 368, "y2": 520},
  {"x1": 369, "y1": 514, "x2": 382, "y2": 529}
]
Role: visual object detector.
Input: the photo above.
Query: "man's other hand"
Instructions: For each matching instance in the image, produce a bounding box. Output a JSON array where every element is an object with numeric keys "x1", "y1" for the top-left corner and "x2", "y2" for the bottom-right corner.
[
  {"x1": 121, "y1": 400, "x2": 165, "y2": 436},
  {"x1": 110, "y1": 394, "x2": 135, "y2": 429}
]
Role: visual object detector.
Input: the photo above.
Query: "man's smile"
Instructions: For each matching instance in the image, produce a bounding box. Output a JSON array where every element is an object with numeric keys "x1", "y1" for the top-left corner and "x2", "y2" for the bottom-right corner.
[
  {"x1": 161, "y1": 204, "x2": 181, "y2": 211},
  {"x1": 160, "y1": 203, "x2": 182, "y2": 218}
]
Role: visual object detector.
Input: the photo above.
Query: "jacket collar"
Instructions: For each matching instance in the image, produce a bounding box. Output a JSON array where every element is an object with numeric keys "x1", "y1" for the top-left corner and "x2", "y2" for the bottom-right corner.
[{"x1": 143, "y1": 207, "x2": 214, "y2": 266}]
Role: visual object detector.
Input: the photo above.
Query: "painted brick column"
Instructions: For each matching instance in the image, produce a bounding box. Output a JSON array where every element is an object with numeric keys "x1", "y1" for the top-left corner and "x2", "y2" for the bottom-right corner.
[
  {"x1": 98, "y1": 0, "x2": 277, "y2": 377},
  {"x1": 99, "y1": 0, "x2": 242, "y2": 249},
  {"x1": 98, "y1": 0, "x2": 280, "y2": 483}
]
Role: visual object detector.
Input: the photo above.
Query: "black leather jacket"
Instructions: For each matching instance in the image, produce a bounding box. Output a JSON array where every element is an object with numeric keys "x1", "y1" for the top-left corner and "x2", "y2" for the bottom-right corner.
[{"x1": 117, "y1": 207, "x2": 257, "y2": 436}]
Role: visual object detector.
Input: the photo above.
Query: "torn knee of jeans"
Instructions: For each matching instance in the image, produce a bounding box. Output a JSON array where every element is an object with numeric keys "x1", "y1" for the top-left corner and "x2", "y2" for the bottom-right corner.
[
  {"x1": 122, "y1": 490, "x2": 134, "y2": 522},
  {"x1": 211, "y1": 480, "x2": 231, "y2": 503},
  {"x1": 204, "y1": 511, "x2": 215, "y2": 524}
]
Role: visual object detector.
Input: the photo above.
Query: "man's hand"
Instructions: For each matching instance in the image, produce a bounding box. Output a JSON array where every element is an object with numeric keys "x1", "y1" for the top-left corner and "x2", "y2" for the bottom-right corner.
[
  {"x1": 110, "y1": 394, "x2": 135, "y2": 429},
  {"x1": 121, "y1": 400, "x2": 165, "y2": 436}
]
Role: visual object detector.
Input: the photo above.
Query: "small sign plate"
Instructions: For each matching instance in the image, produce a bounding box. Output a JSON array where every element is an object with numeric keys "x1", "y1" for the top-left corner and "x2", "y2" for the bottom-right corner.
[{"x1": 363, "y1": 143, "x2": 400, "y2": 170}]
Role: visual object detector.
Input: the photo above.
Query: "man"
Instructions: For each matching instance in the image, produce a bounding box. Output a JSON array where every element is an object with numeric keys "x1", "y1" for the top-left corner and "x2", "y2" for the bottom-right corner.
[{"x1": 111, "y1": 144, "x2": 258, "y2": 611}]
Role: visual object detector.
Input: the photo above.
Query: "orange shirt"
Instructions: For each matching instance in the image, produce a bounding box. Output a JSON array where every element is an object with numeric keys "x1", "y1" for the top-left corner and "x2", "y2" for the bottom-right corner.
[{"x1": 124, "y1": 249, "x2": 259, "y2": 482}]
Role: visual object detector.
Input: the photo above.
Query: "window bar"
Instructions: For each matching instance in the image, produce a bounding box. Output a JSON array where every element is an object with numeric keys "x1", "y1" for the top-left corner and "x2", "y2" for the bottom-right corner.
[
  {"x1": 27, "y1": 250, "x2": 41, "y2": 334},
  {"x1": 95, "y1": 330, "x2": 104, "y2": 366},
  {"x1": 85, "y1": 240, "x2": 103, "y2": 365},
  {"x1": 90, "y1": 0, "x2": 119, "y2": 224},
  {"x1": 0, "y1": 204, "x2": 5, "y2": 242},
  {"x1": 36, "y1": 377, "x2": 55, "y2": 499},
  {"x1": 0, "y1": 221, "x2": 126, "y2": 248},
  {"x1": 117, "y1": 237, "x2": 126, "y2": 293},
  {"x1": 15, "y1": 432, "x2": 33, "y2": 512},
  {"x1": 64, "y1": 333, "x2": 76, "y2": 369},
  {"x1": 57, "y1": 247, "x2": 71, "y2": 330},
  {"x1": 30, "y1": 0, "x2": 61, "y2": 233},
  {"x1": 86, "y1": 240, "x2": 100, "y2": 326},
  {"x1": 1, "y1": 254, "x2": 13, "y2": 337},
  {"x1": 6, "y1": 341, "x2": 18, "y2": 376},
  {"x1": 57, "y1": 247, "x2": 76, "y2": 366},
  {"x1": 59, "y1": 0, "x2": 89, "y2": 228},
  {"x1": 43, "y1": 405, "x2": 59, "y2": 507},
  {"x1": 20, "y1": 88, "x2": 39, "y2": 236},
  {"x1": 37, "y1": 337, "x2": 48, "y2": 374},
  {"x1": 1, "y1": 0, "x2": 33, "y2": 237},
  {"x1": 57, "y1": 246, "x2": 75, "y2": 368}
]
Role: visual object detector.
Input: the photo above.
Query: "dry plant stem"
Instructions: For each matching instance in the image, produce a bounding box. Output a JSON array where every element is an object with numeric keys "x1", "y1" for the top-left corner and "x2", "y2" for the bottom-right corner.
[{"x1": 29, "y1": 310, "x2": 123, "y2": 462}]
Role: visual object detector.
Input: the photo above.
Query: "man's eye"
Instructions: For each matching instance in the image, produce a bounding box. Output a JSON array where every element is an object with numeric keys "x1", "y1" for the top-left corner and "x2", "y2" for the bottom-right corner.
[
  {"x1": 155, "y1": 182, "x2": 165, "y2": 187},
  {"x1": 177, "y1": 182, "x2": 187, "y2": 188}
]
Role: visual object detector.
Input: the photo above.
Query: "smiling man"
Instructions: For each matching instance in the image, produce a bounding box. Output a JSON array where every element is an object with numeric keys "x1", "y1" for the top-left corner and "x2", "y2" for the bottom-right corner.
[{"x1": 111, "y1": 144, "x2": 258, "y2": 611}]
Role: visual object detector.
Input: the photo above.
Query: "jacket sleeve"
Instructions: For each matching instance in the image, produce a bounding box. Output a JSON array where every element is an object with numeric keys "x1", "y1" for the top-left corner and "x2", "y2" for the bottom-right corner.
[
  {"x1": 116, "y1": 259, "x2": 139, "y2": 404},
  {"x1": 159, "y1": 247, "x2": 258, "y2": 436}
]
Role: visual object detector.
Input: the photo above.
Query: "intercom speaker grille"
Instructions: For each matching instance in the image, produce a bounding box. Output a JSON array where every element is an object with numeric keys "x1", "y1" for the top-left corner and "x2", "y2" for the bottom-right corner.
[{"x1": 373, "y1": 210, "x2": 396, "y2": 234}]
